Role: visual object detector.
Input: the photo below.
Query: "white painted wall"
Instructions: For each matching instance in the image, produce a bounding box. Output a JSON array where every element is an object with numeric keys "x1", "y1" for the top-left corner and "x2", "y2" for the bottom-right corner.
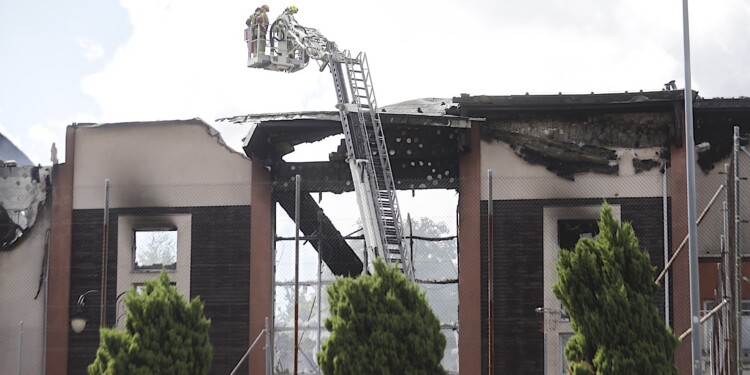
[
  {"x1": 479, "y1": 137, "x2": 750, "y2": 257},
  {"x1": 0, "y1": 207, "x2": 50, "y2": 375},
  {"x1": 73, "y1": 120, "x2": 252, "y2": 209},
  {"x1": 480, "y1": 140, "x2": 663, "y2": 200}
]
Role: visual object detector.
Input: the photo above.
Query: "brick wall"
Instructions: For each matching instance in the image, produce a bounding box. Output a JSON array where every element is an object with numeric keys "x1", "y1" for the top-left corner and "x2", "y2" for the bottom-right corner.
[
  {"x1": 68, "y1": 206, "x2": 251, "y2": 375},
  {"x1": 479, "y1": 197, "x2": 668, "y2": 374}
]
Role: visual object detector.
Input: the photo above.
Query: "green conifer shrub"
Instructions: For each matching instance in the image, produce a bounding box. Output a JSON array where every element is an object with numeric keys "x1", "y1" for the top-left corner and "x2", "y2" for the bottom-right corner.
[
  {"x1": 553, "y1": 203, "x2": 677, "y2": 375},
  {"x1": 88, "y1": 271, "x2": 212, "y2": 375},
  {"x1": 318, "y1": 258, "x2": 446, "y2": 375}
]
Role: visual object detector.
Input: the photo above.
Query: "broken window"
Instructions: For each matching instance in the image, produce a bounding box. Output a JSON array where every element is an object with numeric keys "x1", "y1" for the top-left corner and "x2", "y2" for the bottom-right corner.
[
  {"x1": 558, "y1": 219, "x2": 599, "y2": 252},
  {"x1": 133, "y1": 229, "x2": 177, "y2": 271}
]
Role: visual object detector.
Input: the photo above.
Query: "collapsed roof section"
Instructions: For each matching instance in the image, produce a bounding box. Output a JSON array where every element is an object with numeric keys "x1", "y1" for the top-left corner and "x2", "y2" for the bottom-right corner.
[
  {"x1": 455, "y1": 91, "x2": 750, "y2": 176},
  {"x1": 219, "y1": 92, "x2": 750, "y2": 275},
  {"x1": 219, "y1": 98, "x2": 472, "y2": 192},
  {"x1": 1, "y1": 130, "x2": 51, "y2": 250},
  {"x1": 1, "y1": 165, "x2": 52, "y2": 250},
  {"x1": 455, "y1": 90, "x2": 686, "y2": 179},
  {"x1": 693, "y1": 99, "x2": 750, "y2": 171},
  {"x1": 219, "y1": 98, "x2": 471, "y2": 277},
  {"x1": 220, "y1": 92, "x2": 750, "y2": 185}
]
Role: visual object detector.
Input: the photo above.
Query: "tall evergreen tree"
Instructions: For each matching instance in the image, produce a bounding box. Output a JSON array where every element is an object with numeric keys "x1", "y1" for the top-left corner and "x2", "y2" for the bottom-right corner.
[
  {"x1": 88, "y1": 271, "x2": 212, "y2": 375},
  {"x1": 318, "y1": 258, "x2": 446, "y2": 375},
  {"x1": 553, "y1": 203, "x2": 677, "y2": 375}
]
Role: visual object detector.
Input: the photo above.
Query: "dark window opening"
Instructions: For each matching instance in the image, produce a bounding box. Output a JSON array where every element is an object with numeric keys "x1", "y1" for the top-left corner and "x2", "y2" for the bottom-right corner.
[{"x1": 558, "y1": 219, "x2": 599, "y2": 251}]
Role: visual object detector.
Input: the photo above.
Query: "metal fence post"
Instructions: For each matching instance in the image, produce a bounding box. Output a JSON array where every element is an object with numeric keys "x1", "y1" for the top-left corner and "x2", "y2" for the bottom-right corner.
[
  {"x1": 18, "y1": 321, "x2": 23, "y2": 375},
  {"x1": 265, "y1": 316, "x2": 271, "y2": 375}
]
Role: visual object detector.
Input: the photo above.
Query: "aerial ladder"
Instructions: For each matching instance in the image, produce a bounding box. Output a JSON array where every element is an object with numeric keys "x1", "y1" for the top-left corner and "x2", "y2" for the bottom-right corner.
[{"x1": 245, "y1": 8, "x2": 412, "y2": 280}]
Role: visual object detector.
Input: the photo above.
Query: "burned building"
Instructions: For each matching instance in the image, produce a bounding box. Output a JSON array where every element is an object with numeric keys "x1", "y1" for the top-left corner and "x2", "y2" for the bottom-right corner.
[
  {"x1": 44, "y1": 120, "x2": 253, "y2": 375},
  {"x1": 223, "y1": 90, "x2": 750, "y2": 374},
  {"x1": 0, "y1": 135, "x2": 52, "y2": 375},
  {"x1": 456, "y1": 90, "x2": 750, "y2": 374},
  {"x1": 4, "y1": 90, "x2": 750, "y2": 374}
]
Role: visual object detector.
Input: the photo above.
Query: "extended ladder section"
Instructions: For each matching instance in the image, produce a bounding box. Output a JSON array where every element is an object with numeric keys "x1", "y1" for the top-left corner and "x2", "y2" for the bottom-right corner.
[
  {"x1": 333, "y1": 51, "x2": 411, "y2": 280},
  {"x1": 248, "y1": 11, "x2": 412, "y2": 280}
]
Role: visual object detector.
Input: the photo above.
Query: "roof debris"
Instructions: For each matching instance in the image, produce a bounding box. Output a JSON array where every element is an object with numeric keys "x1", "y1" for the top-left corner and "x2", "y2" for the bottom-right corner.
[{"x1": 1, "y1": 165, "x2": 52, "y2": 249}]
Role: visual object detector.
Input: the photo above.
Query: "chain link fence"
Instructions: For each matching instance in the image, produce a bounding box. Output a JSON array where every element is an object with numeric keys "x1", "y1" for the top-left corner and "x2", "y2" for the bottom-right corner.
[{"x1": 3, "y1": 136, "x2": 750, "y2": 374}]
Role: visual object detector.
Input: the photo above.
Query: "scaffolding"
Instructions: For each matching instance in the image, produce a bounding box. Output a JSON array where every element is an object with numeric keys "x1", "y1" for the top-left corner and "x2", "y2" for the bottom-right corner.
[
  {"x1": 694, "y1": 126, "x2": 746, "y2": 374},
  {"x1": 659, "y1": 126, "x2": 747, "y2": 374},
  {"x1": 705, "y1": 126, "x2": 746, "y2": 374}
]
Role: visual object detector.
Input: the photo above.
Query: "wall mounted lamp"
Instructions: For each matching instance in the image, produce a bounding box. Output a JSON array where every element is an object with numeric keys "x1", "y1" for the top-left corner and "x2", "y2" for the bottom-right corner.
[{"x1": 71, "y1": 290, "x2": 98, "y2": 334}]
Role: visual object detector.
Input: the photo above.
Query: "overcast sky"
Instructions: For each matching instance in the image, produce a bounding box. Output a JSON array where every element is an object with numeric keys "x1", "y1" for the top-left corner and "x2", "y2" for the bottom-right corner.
[{"x1": 1, "y1": 0, "x2": 748, "y2": 165}]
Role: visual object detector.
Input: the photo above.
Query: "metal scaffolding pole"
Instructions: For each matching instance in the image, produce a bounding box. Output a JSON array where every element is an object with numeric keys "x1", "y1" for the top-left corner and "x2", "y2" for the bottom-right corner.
[
  {"x1": 317, "y1": 210, "x2": 323, "y2": 359},
  {"x1": 732, "y1": 126, "x2": 742, "y2": 375},
  {"x1": 294, "y1": 174, "x2": 301, "y2": 375},
  {"x1": 725, "y1": 162, "x2": 738, "y2": 374},
  {"x1": 723, "y1": 180, "x2": 735, "y2": 374}
]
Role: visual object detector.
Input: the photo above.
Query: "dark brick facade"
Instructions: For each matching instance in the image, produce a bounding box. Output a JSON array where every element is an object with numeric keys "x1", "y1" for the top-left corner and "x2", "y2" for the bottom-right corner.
[
  {"x1": 68, "y1": 206, "x2": 251, "y2": 375},
  {"x1": 480, "y1": 197, "x2": 669, "y2": 374}
]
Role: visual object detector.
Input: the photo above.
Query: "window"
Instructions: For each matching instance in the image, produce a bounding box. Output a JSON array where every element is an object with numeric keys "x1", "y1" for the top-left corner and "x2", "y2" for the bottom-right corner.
[
  {"x1": 561, "y1": 333, "x2": 572, "y2": 374},
  {"x1": 133, "y1": 229, "x2": 178, "y2": 271},
  {"x1": 134, "y1": 281, "x2": 176, "y2": 294},
  {"x1": 557, "y1": 219, "x2": 599, "y2": 252}
]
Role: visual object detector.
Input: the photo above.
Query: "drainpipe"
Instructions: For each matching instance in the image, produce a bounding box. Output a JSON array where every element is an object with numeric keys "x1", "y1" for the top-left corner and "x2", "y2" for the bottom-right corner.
[
  {"x1": 661, "y1": 164, "x2": 670, "y2": 327},
  {"x1": 42, "y1": 228, "x2": 50, "y2": 372},
  {"x1": 663, "y1": 165, "x2": 670, "y2": 327},
  {"x1": 100, "y1": 179, "x2": 110, "y2": 327}
]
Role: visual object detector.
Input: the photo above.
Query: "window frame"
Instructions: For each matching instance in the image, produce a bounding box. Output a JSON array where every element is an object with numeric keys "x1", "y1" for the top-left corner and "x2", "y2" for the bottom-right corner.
[{"x1": 132, "y1": 227, "x2": 179, "y2": 272}]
